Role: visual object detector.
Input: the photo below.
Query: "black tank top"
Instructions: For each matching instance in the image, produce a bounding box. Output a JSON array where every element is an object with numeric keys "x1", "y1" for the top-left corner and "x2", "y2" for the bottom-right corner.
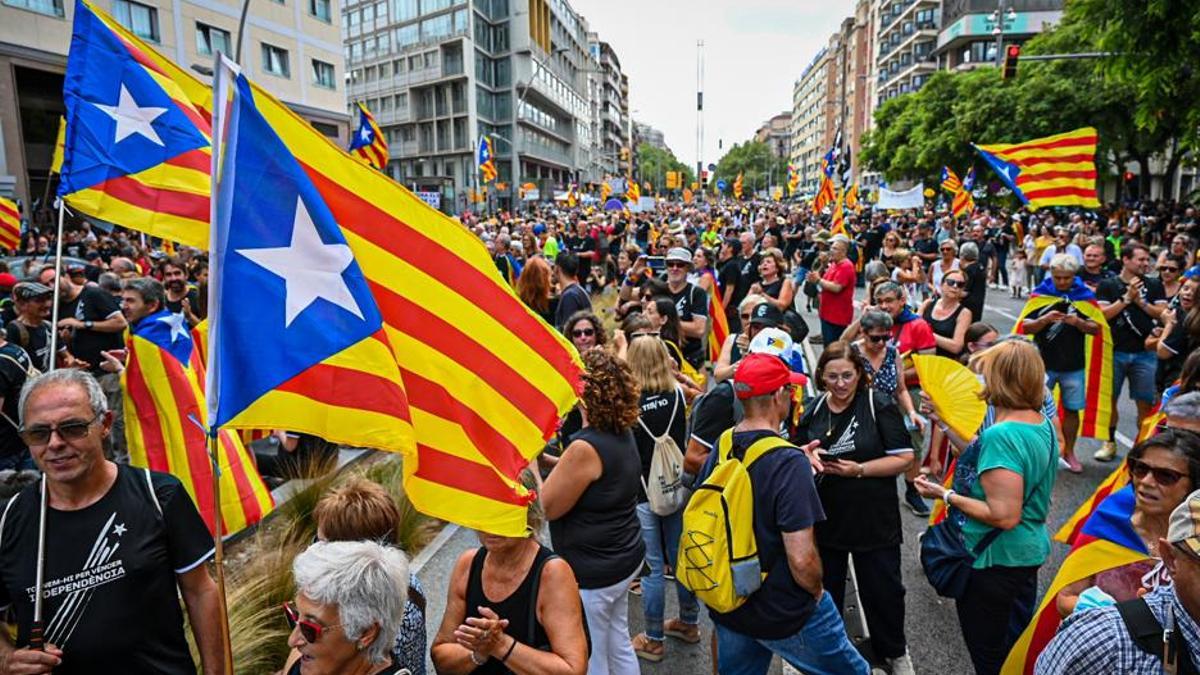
[
  {"x1": 761, "y1": 278, "x2": 784, "y2": 299},
  {"x1": 922, "y1": 301, "x2": 965, "y2": 358},
  {"x1": 548, "y1": 427, "x2": 645, "y2": 589},
  {"x1": 463, "y1": 545, "x2": 556, "y2": 674}
]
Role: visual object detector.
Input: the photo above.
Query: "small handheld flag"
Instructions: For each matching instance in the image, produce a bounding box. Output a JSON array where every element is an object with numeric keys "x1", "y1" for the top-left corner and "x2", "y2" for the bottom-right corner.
[
  {"x1": 952, "y1": 168, "x2": 976, "y2": 218},
  {"x1": 626, "y1": 180, "x2": 641, "y2": 203},
  {"x1": 478, "y1": 136, "x2": 498, "y2": 183},
  {"x1": 733, "y1": 173, "x2": 744, "y2": 199},
  {"x1": 348, "y1": 102, "x2": 388, "y2": 171},
  {"x1": 0, "y1": 196, "x2": 20, "y2": 252}
]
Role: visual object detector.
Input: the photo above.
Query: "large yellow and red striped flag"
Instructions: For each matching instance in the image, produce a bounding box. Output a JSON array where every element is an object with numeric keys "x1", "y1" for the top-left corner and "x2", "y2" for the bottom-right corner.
[
  {"x1": 0, "y1": 196, "x2": 20, "y2": 252},
  {"x1": 812, "y1": 174, "x2": 835, "y2": 213},
  {"x1": 57, "y1": 0, "x2": 213, "y2": 249},
  {"x1": 952, "y1": 167, "x2": 976, "y2": 218},
  {"x1": 210, "y1": 58, "x2": 583, "y2": 537},
  {"x1": 975, "y1": 127, "x2": 1100, "y2": 211},
  {"x1": 123, "y1": 309, "x2": 273, "y2": 536},
  {"x1": 830, "y1": 189, "x2": 847, "y2": 237},
  {"x1": 1002, "y1": 487, "x2": 1149, "y2": 674},
  {"x1": 940, "y1": 166, "x2": 962, "y2": 194},
  {"x1": 348, "y1": 102, "x2": 388, "y2": 171},
  {"x1": 1014, "y1": 278, "x2": 1112, "y2": 440},
  {"x1": 704, "y1": 270, "x2": 729, "y2": 362}
]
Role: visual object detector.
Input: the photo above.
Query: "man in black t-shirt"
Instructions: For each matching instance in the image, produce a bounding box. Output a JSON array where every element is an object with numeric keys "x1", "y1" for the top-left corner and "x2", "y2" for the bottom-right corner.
[
  {"x1": 1020, "y1": 255, "x2": 1099, "y2": 472},
  {"x1": 717, "y1": 239, "x2": 743, "y2": 332},
  {"x1": 553, "y1": 252, "x2": 591, "y2": 333},
  {"x1": 1096, "y1": 242, "x2": 1167, "y2": 461},
  {"x1": 663, "y1": 247, "x2": 708, "y2": 370},
  {"x1": 51, "y1": 269, "x2": 128, "y2": 463},
  {"x1": 0, "y1": 370, "x2": 221, "y2": 674},
  {"x1": 564, "y1": 220, "x2": 597, "y2": 290},
  {"x1": 6, "y1": 282, "x2": 59, "y2": 373},
  {"x1": 0, "y1": 334, "x2": 33, "y2": 472},
  {"x1": 160, "y1": 258, "x2": 201, "y2": 327},
  {"x1": 959, "y1": 242, "x2": 988, "y2": 322},
  {"x1": 695, "y1": 354, "x2": 869, "y2": 674},
  {"x1": 1079, "y1": 242, "x2": 1114, "y2": 290},
  {"x1": 731, "y1": 232, "x2": 761, "y2": 315}
]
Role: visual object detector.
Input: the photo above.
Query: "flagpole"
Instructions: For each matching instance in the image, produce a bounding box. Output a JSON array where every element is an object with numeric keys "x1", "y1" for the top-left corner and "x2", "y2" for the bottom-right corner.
[
  {"x1": 208, "y1": 53, "x2": 235, "y2": 675},
  {"x1": 31, "y1": 195, "x2": 68, "y2": 652}
]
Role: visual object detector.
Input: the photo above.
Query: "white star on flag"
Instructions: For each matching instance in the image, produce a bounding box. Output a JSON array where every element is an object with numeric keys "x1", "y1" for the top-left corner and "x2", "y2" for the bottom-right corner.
[
  {"x1": 157, "y1": 311, "x2": 189, "y2": 344},
  {"x1": 92, "y1": 84, "x2": 167, "y2": 146},
  {"x1": 237, "y1": 197, "x2": 364, "y2": 327},
  {"x1": 360, "y1": 126, "x2": 372, "y2": 142}
]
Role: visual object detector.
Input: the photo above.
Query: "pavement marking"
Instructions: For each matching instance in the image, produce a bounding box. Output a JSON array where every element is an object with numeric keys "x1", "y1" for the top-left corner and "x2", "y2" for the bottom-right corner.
[
  {"x1": 412, "y1": 523, "x2": 461, "y2": 574},
  {"x1": 985, "y1": 304, "x2": 1136, "y2": 450}
]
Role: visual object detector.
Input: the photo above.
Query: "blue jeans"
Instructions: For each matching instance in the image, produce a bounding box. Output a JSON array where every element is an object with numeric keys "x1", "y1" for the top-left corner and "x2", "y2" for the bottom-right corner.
[
  {"x1": 635, "y1": 503, "x2": 699, "y2": 640},
  {"x1": 1112, "y1": 350, "x2": 1158, "y2": 403},
  {"x1": 1045, "y1": 369, "x2": 1086, "y2": 411},
  {"x1": 714, "y1": 592, "x2": 870, "y2": 675},
  {"x1": 820, "y1": 320, "x2": 847, "y2": 345}
]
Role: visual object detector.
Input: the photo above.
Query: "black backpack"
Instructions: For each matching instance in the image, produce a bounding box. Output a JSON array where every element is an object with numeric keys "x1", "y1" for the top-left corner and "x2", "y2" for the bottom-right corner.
[{"x1": 1117, "y1": 598, "x2": 1196, "y2": 675}]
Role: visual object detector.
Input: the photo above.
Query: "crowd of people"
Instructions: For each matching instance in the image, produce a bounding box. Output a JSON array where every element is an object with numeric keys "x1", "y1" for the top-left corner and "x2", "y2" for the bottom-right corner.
[{"x1": 0, "y1": 196, "x2": 1198, "y2": 675}]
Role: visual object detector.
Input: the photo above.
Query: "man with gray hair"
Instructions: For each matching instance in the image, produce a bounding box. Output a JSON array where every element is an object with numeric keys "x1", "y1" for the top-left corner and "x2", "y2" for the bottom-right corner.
[
  {"x1": 1020, "y1": 253, "x2": 1100, "y2": 472},
  {"x1": 0, "y1": 369, "x2": 222, "y2": 674},
  {"x1": 959, "y1": 241, "x2": 988, "y2": 324},
  {"x1": 1165, "y1": 392, "x2": 1200, "y2": 433}
]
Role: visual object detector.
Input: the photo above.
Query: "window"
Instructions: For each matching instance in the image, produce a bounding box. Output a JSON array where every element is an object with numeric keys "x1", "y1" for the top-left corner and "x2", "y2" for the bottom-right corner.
[
  {"x1": 424, "y1": 51, "x2": 437, "y2": 69},
  {"x1": 262, "y1": 43, "x2": 291, "y2": 77},
  {"x1": 408, "y1": 55, "x2": 422, "y2": 71},
  {"x1": 394, "y1": 24, "x2": 418, "y2": 49},
  {"x1": 312, "y1": 59, "x2": 336, "y2": 88},
  {"x1": 195, "y1": 22, "x2": 231, "y2": 57},
  {"x1": 113, "y1": 0, "x2": 159, "y2": 42},
  {"x1": 309, "y1": 0, "x2": 331, "y2": 21},
  {"x1": 379, "y1": 62, "x2": 390, "y2": 77},
  {"x1": 391, "y1": 0, "x2": 417, "y2": 22},
  {"x1": 2, "y1": 0, "x2": 65, "y2": 18}
]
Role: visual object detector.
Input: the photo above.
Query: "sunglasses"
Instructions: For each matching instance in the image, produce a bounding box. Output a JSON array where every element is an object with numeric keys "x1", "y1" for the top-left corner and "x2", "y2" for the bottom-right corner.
[
  {"x1": 1161, "y1": 266, "x2": 1180, "y2": 273},
  {"x1": 666, "y1": 261, "x2": 689, "y2": 269},
  {"x1": 20, "y1": 414, "x2": 101, "y2": 447},
  {"x1": 1128, "y1": 457, "x2": 1189, "y2": 487},
  {"x1": 282, "y1": 601, "x2": 342, "y2": 643},
  {"x1": 944, "y1": 279, "x2": 965, "y2": 288},
  {"x1": 572, "y1": 327, "x2": 596, "y2": 338},
  {"x1": 630, "y1": 332, "x2": 660, "y2": 340},
  {"x1": 865, "y1": 334, "x2": 890, "y2": 344}
]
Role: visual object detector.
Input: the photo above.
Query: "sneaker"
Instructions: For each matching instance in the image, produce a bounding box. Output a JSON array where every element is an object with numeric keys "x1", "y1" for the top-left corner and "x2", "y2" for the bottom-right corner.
[
  {"x1": 903, "y1": 487, "x2": 931, "y2": 517},
  {"x1": 886, "y1": 652, "x2": 916, "y2": 675},
  {"x1": 1094, "y1": 441, "x2": 1118, "y2": 462}
]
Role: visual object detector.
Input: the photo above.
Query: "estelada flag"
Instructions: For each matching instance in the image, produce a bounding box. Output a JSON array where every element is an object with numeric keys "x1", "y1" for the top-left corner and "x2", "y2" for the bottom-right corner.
[
  {"x1": 0, "y1": 196, "x2": 20, "y2": 251},
  {"x1": 210, "y1": 59, "x2": 583, "y2": 537},
  {"x1": 123, "y1": 309, "x2": 273, "y2": 536},
  {"x1": 704, "y1": 270, "x2": 728, "y2": 363},
  {"x1": 975, "y1": 127, "x2": 1100, "y2": 211},
  {"x1": 941, "y1": 166, "x2": 963, "y2": 194},
  {"x1": 1014, "y1": 276, "x2": 1112, "y2": 440},
  {"x1": 830, "y1": 189, "x2": 847, "y2": 237},
  {"x1": 348, "y1": 102, "x2": 388, "y2": 171},
  {"x1": 478, "y1": 136, "x2": 498, "y2": 183},
  {"x1": 626, "y1": 180, "x2": 641, "y2": 203},
  {"x1": 1002, "y1": 486, "x2": 1150, "y2": 674},
  {"x1": 952, "y1": 167, "x2": 976, "y2": 219},
  {"x1": 58, "y1": 0, "x2": 213, "y2": 249},
  {"x1": 812, "y1": 173, "x2": 835, "y2": 213}
]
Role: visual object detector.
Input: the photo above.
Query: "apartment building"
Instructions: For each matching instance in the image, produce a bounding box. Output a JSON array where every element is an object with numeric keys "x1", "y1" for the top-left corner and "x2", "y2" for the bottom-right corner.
[
  {"x1": 790, "y1": 45, "x2": 830, "y2": 195},
  {"x1": 932, "y1": 0, "x2": 1063, "y2": 71},
  {"x1": 874, "y1": 0, "x2": 940, "y2": 106}
]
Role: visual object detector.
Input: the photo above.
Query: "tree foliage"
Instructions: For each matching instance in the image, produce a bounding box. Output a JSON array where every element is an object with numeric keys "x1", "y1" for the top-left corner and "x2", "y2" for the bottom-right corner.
[
  {"x1": 714, "y1": 141, "x2": 789, "y2": 195},
  {"x1": 637, "y1": 143, "x2": 695, "y2": 191},
  {"x1": 860, "y1": 3, "x2": 1190, "y2": 197}
]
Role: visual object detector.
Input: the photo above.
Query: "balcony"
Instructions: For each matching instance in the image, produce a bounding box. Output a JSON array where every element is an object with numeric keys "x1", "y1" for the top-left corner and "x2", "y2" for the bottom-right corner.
[{"x1": 878, "y1": 0, "x2": 937, "y2": 40}]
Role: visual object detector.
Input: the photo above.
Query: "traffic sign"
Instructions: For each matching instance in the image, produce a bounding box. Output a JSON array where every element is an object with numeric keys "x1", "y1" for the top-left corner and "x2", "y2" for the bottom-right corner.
[{"x1": 716, "y1": 179, "x2": 727, "y2": 191}]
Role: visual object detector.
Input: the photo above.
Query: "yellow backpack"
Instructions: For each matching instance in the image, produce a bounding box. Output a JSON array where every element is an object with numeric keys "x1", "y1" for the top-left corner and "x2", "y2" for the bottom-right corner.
[{"x1": 677, "y1": 429, "x2": 792, "y2": 613}]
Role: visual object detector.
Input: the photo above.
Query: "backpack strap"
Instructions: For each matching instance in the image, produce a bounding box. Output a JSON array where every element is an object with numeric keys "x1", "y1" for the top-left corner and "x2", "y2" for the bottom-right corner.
[
  {"x1": 1117, "y1": 598, "x2": 1197, "y2": 675},
  {"x1": 742, "y1": 435, "x2": 795, "y2": 468},
  {"x1": 636, "y1": 387, "x2": 681, "y2": 442},
  {"x1": 716, "y1": 429, "x2": 735, "y2": 463}
]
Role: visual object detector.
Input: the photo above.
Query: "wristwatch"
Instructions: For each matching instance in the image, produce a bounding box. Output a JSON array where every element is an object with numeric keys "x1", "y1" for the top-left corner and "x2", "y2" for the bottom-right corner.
[{"x1": 84, "y1": 320, "x2": 94, "y2": 330}]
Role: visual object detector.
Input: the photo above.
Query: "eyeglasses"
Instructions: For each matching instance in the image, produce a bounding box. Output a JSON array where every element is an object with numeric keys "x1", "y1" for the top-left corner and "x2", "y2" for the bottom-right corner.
[
  {"x1": 572, "y1": 327, "x2": 596, "y2": 338},
  {"x1": 666, "y1": 261, "x2": 689, "y2": 269},
  {"x1": 1174, "y1": 541, "x2": 1200, "y2": 565},
  {"x1": 1161, "y1": 266, "x2": 1180, "y2": 273},
  {"x1": 20, "y1": 413, "x2": 101, "y2": 447},
  {"x1": 865, "y1": 334, "x2": 890, "y2": 344},
  {"x1": 282, "y1": 602, "x2": 342, "y2": 644},
  {"x1": 1128, "y1": 457, "x2": 1189, "y2": 486},
  {"x1": 944, "y1": 279, "x2": 966, "y2": 288},
  {"x1": 822, "y1": 371, "x2": 857, "y2": 383}
]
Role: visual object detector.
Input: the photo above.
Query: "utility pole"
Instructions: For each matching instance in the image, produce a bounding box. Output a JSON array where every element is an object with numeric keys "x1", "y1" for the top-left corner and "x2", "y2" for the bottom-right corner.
[
  {"x1": 696, "y1": 40, "x2": 704, "y2": 193},
  {"x1": 992, "y1": 0, "x2": 1017, "y2": 67}
]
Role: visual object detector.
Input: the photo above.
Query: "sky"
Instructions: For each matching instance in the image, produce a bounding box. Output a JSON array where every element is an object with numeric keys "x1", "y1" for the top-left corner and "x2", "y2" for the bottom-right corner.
[{"x1": 568, "y1": 0, "x2": 852, "y2": 171}]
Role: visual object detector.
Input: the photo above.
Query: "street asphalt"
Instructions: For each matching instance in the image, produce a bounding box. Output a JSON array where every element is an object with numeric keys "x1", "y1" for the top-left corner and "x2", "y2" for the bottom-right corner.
[{"x1": 416, "y1": 284, "x2": 1146, "y2": 675}]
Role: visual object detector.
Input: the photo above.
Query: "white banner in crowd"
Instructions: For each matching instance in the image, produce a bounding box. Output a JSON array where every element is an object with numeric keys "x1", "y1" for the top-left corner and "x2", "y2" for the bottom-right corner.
[
  {"x1": 415, "y1": 191, "x2": 442, "y2": 209},
  {"x1": 874, "y1": 184, "x2": 925, "y2": 210}
]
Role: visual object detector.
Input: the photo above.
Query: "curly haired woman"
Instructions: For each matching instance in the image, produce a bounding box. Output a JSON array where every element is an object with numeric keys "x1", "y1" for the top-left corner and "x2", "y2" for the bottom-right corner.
[{"x1": 542, "y1": 348, "x2": 646, "y2": 675}]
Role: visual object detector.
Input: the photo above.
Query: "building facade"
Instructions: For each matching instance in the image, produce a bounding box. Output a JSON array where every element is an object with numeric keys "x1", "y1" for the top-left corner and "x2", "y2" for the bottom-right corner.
[
  {"x1": 634, "y1": 120, "x2": 666, "y2": 153},
  {"x1": 0, "y1": 0, "x2": 347, "y2": 205},
  {"x1": 343, "y1": 0, "x2": 599, "y2": 211},
  {"x1": 790, "y1": 45, "x2": 830, "y2": 195},
  {"x1": 588, "y1": 35, "x2": 627, "y2": 183},
  {"x1": 754, "y1": 112, "x2": 790, "y2": 161},
  {"x1": 932, "y1": 0, "x2": 1063, "y2": 71},
  {"x1": 874, "y1": 0, "x2": 940, "y2": 106}
]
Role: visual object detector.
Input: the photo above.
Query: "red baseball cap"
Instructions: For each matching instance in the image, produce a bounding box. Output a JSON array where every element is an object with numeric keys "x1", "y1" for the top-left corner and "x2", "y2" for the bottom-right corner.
[
  {"x1": 733, "y1": 353, "x2": 807, "y2": 400},
  {"x1": 0, "y1": 273, "x2": 17, "y2": 290}
]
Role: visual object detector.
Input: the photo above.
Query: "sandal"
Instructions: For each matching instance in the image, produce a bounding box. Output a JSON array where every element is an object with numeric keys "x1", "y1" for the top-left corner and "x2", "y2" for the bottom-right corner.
[
  {"x1": 663, "y1": 618, "x2": 701, "y2": 644},
  {"x1": 631, "y1": 633, "x2": 664, "y2": 662}
]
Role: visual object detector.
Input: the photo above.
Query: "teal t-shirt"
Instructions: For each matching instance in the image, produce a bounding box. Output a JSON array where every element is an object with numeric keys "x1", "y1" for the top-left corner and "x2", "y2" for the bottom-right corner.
[{"x1": 963, "y1": 419, "x2": 1057, "y2": 569}]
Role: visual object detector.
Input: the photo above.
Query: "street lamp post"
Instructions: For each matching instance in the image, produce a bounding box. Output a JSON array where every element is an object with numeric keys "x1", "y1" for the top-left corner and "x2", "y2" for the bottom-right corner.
[{"x1": 991, "y1": 1, "x2": 1019, "y2": 67}]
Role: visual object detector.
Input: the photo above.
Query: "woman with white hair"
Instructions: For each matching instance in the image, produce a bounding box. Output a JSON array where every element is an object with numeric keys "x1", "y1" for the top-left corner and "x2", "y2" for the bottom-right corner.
[{"x1": 283, "y1": 541, "x2": 411, "y2": 675}]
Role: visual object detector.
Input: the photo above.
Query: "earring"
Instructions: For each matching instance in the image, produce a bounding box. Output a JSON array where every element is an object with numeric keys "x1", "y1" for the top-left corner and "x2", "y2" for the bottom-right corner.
[{"x1": 356, "y1": 643, "x2": 365, "y2": 652}]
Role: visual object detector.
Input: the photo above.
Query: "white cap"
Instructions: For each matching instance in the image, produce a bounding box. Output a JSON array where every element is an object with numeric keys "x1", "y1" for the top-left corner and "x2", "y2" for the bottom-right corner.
[{"x1": 748, "y1": 327, "x2": 795, "y2": 363}]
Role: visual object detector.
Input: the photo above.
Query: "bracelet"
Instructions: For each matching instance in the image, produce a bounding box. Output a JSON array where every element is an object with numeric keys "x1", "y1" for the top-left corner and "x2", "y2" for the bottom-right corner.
[
  {"x1": 501, "y1": 636, "x2": 518, "y2": 663},
  {"x1": 857, "y1": 462, "x2": 866, "y2": 478},
  {"x1": 469, "y1": 650, "x2": 487, "y2": 666},
  {"x1": 944, "y1": 489, "x2": 956, "y2": 503}
]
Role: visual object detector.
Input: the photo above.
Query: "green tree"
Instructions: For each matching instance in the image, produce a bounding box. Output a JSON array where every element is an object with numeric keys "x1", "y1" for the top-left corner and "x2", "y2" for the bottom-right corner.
[
  {"x1": 714, "y1": 141, "x2": 788, "y2": 196},
  {"x1": 637, "y1": 143, "x2": 696, "y2": 192}
]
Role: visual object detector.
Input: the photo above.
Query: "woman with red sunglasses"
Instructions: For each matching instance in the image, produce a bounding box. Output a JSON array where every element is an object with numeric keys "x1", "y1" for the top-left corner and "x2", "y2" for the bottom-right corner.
[
  {"x1": 1054, "y1": 429, "x2": 1200, "y2": 616},
  {"x1": 283, "y1": 540, "x2": 411, "y2": 675}
]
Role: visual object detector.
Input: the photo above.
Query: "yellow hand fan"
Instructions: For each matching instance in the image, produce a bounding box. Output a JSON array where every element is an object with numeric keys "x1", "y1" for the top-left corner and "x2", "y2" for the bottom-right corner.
[{"x1": 912, "y1": 354, "x2": 986, "y2": 440}]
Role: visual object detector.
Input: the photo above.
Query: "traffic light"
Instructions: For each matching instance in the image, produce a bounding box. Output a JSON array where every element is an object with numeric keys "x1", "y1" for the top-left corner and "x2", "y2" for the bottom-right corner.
[
  {"x1": 700, "y1": 170, "x2": 708, "y2": 189},
  {"x1": 1002, "y1": 44, "x2": 1021, "y2": 81}
]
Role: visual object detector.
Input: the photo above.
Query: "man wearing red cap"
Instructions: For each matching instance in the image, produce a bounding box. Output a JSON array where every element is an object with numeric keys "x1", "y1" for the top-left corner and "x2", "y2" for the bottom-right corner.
[{"x1": 699, "y1": 353, "x2": 869, "y2": 674}]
